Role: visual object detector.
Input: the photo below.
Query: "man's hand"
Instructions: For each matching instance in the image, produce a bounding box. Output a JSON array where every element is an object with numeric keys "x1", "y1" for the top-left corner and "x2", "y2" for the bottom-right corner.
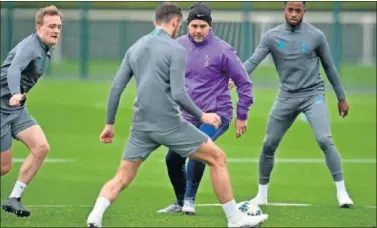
[
  {"x1": 201, "y1": 113, "x2": 221, "y2": 129},
  {"x1": 100, "y1": 124, "x2": 115, "y2": 144},
  {"x1": 235, "y1": 119, "x2": 247, "y2": 138},
  {"x1": 228, "y1": 79, "x2": 235, "y2": 89},
  {"x1": 338, "y1": 100, "x2": 349, "y2": 118},
  {"x1": 9, "y1": 93, "x2": 27, "y2": 107}
]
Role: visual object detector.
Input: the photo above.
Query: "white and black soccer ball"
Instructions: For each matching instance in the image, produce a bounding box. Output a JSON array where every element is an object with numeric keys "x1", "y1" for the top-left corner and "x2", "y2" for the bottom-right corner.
[{"x1": 237, "y1": 201, "x2": 263, "y2": 216}]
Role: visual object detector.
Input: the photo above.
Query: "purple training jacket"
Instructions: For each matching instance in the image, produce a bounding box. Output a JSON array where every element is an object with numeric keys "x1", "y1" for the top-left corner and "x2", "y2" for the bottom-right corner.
[{"x1": 176, "y1": 30, "x2": 254, "y2": 125}]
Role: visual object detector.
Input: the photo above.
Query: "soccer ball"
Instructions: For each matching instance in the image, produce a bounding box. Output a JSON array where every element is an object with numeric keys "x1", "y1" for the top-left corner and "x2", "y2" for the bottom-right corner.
[{"x1": 237, "y1": 201, "x2": 262, "y2": 216}]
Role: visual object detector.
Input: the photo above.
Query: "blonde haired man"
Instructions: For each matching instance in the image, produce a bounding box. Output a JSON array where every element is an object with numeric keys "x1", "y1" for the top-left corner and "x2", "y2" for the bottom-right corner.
[{"x1": 1, "y1": 5, "x2": 63, "y2": 217}]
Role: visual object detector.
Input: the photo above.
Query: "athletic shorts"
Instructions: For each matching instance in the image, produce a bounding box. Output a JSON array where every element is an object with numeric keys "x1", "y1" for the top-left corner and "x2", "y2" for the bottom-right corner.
[
  {"x1": 0, "y1": 108, "x2": 38, "y2": 152},
  {"x1": 122, "y1": 121, "x2": 209, "y2": 161}
]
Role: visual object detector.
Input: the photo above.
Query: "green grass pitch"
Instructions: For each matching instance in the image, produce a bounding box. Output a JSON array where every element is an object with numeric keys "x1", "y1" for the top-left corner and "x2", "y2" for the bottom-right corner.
[
  {"x1": 46, "y1": 61, "x2": 377, "y2": 89},
  {"x1": 0, "y1": 64, "x2": 376, "y2": 227}
]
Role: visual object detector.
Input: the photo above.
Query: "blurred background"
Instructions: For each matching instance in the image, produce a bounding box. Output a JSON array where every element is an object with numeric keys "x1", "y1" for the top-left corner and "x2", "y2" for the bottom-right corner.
[{"x1": 1, "y1": 1, "x2": 376, "y2": 85}]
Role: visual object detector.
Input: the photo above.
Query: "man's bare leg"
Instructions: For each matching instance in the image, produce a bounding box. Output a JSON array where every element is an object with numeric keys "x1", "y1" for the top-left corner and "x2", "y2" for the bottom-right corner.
[
  {"x1": 16, "y1": 125, "x2": 50, "y2": 186},
  {"x1": 2, "y1": 125, "x2": 50, "y2": 217},
  {"x1": 1, "y1": 149, "x2": 12, "y2": 176},
  {"x1": 189, "y1": 139, "x2": 269, "y2": 227},
  {"x1": 189, "y1": 140, "x2": 233, "y2": 204},
  {"x1": 87, "y1": 160, "x2": 142, "y2": 227}
]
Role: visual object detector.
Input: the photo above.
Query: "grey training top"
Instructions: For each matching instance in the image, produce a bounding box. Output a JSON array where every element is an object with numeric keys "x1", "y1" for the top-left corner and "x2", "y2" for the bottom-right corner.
[
  {"x1": 0, "y1": 33, "x2": 51, "y2": 113},
  {"x1": 244, "y1": 21, "x2": 346, "y2": 101},
  {"x1": 106, "y1": 28, "x2": 203, "y2": 131}
]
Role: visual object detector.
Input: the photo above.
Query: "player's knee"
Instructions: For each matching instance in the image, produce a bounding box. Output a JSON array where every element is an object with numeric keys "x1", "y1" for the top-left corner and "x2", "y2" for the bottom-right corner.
[
  {"x1": 1, "y1": 149, "x2": 12, "y2": 176},
  {"x1": 209, "y1": 149, "x2": 227, "y2": 168},
  {"x1": 117, "y1": 170, "x2": 138, "y2": 189},
  {"x1": 116, "y1": 160, "x2": 141, "y2": 189},
  {"x1": 32, "y1": 143, "x2": 50, "y2": 159},
  {"x1": 118, "y1": 176, "x2": 131, "y2": 188},
  {"x1": 263, "y1": 135, "x2": 280, "y2": 155},
  {"x1": 1, "y1": 163, "x2": 12, "y2": 176},
  {"x1": 316, "y1": 135, "x2": 334, "y2": 151}
]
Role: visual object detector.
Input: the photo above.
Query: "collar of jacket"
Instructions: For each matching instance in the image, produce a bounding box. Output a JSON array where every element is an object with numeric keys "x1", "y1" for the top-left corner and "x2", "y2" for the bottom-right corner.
[
  {"x1": 285, "y1": 21, "x2": 303, "y2": 32},
  {"x1": 34, "y1": 33, "x2": 51, "y2": 57},
  {"x1": 151, "y1": 28, "x2": 172, "y2": 39}
]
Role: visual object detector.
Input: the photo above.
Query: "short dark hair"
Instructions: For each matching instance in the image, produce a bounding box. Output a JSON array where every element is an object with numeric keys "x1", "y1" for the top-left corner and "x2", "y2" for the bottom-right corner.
[
  {"x1": 155, "y1": 2, "x2": 182, "y2": 24},
  {"x1": 284, "y1": 1, "x2": 306, "y2": 7}
]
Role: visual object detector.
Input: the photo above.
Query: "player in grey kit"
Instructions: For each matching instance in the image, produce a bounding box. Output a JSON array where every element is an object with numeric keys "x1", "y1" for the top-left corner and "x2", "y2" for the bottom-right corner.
[
  {"x1": 1, "y1": 6, "x2": 63, "y2": 217},
  {"x1": 86, "y1": 3, "x2": 268, "y2": 228},
  {"x1": 244, "y1": 1, "x2": 353, "y2": 208}
]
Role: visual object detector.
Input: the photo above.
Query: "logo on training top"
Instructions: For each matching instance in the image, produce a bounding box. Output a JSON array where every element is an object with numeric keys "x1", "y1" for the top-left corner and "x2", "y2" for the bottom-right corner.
[
  {"x1": 36, "y1": 56, "x2": 44, "y2": 65},
  {"x1": 204, "y1": 55, "x2": 210, "y2": 67},
  {"x1": 315, "y1": 95, "x2": 324, "y2": 104},
  {"x1": 302, "y1": 41, "x2": 308, "y2": 53},
  {"x1": 278, "y1": 40, "x2": 285, "y2": 49}
]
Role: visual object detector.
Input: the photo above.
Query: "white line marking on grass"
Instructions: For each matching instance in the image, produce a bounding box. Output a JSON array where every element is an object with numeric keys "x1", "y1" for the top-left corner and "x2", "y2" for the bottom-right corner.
[
  {"x1": 225, "y1": 158, "x2": 376, "y2": 164},
  {"x1": 196, "y1": 202, "x2": 311, "y2": 207},
  {"x1": 265, "y1": 203, "x2": 311, "y2": 207},
  {"x1": 23, "y1": 204, "x2": 377, "y2": 209},
  {"x1": 13, "y1": 158, "x2": 76, "y2": 163},
  {"x1": 160, "y1": 158, "x2": 376, "y2": 164},
  {"x1": 25, "y1": 205, "x2": 91, "y2": 208},
  {"x1": 195, "y1": 204, "x2": 220, "y2": 207},
  {"x1": 94, "y1": 102, "x2": 106, "y2": 110}
]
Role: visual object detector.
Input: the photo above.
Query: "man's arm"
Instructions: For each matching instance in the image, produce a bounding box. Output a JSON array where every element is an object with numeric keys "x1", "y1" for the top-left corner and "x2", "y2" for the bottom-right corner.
[
  {"x1": 243, "y1": 32, "x2": 271, "y2": 75},
  {"x1": 7, "y1": 44, "x2": 37, "y2": 95},
  {"x1": 316, "y1": 32, "x2": 346, "y2": 101},
  {"x1": 170, "y1": 48, "x2": 203, "y2": 120},
  {"x1": 223, "y1": 48, "x2": 253, "y2": 120},
  {"x1": 106, "y1": 52, "x2": 133, "y2": 125}
]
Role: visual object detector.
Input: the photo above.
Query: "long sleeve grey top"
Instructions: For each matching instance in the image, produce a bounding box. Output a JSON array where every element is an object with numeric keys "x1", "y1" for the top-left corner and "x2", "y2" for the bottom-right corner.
[
  {"x1": 106, "y1": 28, "x2": 203, "y2": 131},
  {"x1": 243, "y1": 21, "x2": 346, "y2": 101},
  {"x1": 1, "y1": 33, "x2": 51, "y2": 113}
]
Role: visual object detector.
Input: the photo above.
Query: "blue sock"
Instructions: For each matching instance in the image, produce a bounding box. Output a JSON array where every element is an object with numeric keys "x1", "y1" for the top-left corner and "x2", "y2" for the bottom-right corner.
[{"x1": 185, "y1": 158, "x2": 206, "y2": 201}]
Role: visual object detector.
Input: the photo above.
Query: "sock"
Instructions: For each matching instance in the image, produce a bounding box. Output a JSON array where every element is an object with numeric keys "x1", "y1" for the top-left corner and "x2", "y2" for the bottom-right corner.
[
  {"x1": 258, "y1": 152, "x2": 275, "y2": 185},
  {"x1": 176, "y1": 194, "x2": 184, "y2": 207},
  {"x1": 335, "y1": 180, "x2": 346, "y2": 193},
  {"x1": 91, "y1": 197, "x2": 111, "y2": 217},
  {"x1": 166, "y1": 150, "x2": 187, "y2": 207},
  {"x1": 258, "y1": 184, "x2": 268, "y2": 198},
  {"x1": 221, "y1": 199, "x2": 239, "y2": 222},
  {"x1": 185, "y1": 159, "x2": 206, "y2": 202},
  {"x1": 9, "y1": 181, "x2": 27, "y2": 199}
]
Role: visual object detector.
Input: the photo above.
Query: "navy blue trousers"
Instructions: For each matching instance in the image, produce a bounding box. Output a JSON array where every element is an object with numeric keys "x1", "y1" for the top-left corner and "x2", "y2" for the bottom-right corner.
[{"x1": 165, "y1": 116, "x2": 229, "y2": 205}]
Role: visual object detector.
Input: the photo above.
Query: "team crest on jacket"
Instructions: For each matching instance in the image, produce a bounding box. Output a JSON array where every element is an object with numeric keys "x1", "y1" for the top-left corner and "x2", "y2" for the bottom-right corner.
[{"x1": 204, "y1": 55, "x2": 210, "y2": 67}]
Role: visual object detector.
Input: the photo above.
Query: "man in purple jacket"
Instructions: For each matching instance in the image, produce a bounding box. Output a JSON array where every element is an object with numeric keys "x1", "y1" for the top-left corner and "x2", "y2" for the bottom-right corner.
[{"x1": 157, "y1": 2, "x2": 254, "y2": 215}]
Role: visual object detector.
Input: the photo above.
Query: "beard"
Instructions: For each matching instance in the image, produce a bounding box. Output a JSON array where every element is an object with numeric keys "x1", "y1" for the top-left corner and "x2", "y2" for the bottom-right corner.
[{"x1": 285, "y1": 16, "x2": 303, "y2": 27}]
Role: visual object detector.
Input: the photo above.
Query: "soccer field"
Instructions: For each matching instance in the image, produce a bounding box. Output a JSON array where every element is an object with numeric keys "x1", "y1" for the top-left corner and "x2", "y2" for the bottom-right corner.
[
  {"x1": 0, "y1": 67, "x2": 376, "y2": 227},
  {"x1": 46, "y1": 61, "x2": 377, "y2": 89}
]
